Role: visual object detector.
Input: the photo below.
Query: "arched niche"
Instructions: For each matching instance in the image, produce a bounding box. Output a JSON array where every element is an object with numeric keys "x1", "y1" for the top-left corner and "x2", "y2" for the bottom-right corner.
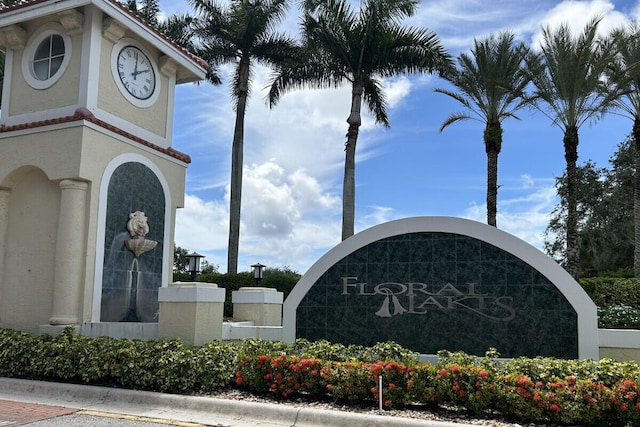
[{"x1": 92, "y1": 154, "x2": 171, "y2": 323}]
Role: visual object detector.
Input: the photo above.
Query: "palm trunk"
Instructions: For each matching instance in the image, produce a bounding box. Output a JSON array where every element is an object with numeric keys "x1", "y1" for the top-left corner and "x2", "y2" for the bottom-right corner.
[
  {"x1": 564, "y1": 126, "x2": 580, "y2": 280},
  {"x1": 633, "y1": 115, "x2": 640, "y2": 277},
  {"x1": 484, "y1": 121, "x2": 502, "y2": 227},
  {"x1": 342, "y1": 83, "x2": 364, "y2": 240},
  {"x1": 227, "y1": 58, "x2": 250, "y2": 274}
]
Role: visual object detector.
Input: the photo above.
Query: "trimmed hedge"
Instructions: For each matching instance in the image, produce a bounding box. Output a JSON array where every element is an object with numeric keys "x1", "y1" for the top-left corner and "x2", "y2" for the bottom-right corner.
[
  {"x1": 580, "y1": 278, "x2": 640, "y2": 329},
  {"x1": 1, "y1": 329, "x2": 639, "y2": 426},
  {"x1": 580, "y1": 278, "x2": 640, "y2": 309}
]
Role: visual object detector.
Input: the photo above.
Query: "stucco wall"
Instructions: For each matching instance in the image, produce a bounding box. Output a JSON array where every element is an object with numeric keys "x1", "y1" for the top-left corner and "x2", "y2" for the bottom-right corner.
[
  {"x1": 0, "y1": 169, "x2": 59, "y2": 333},
  {"x1": 598, "y1": 329, "x2": 640, "y2": 363},
  {"x1": 97, "y1": 34, "x2": 169, "y2": 138},
  {"x1": 0, "y1": 123, "x2": 186, "y2": 332},
  {"x1": 7, "y1": 18, "x2": 82, "y2": 116}
]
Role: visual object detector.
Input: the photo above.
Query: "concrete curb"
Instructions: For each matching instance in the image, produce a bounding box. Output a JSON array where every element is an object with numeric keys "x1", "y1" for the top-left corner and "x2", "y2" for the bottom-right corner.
[{"x1": 0, "y1": 378, "x2": 478, "y2": 427}]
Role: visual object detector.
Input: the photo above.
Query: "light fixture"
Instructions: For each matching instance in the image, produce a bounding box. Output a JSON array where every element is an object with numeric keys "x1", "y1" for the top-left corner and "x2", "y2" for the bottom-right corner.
[
  {"x1": 251, "y1": 262, "x2": 266, "y2": 286},
  {"x1": 186, "y1": 252, "x2": 205, "y2": 281}
]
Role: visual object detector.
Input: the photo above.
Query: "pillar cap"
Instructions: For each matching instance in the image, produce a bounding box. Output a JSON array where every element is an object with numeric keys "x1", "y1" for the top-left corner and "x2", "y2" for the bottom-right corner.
[
  {"x1": 238, "y1": 286, "x2": 276, "y2": 292},
  {"x1": 232, "y1": 288, "x2": 283, "y2": 304},
  {"x1": 170, "y1": 281, "x2": 218, "y2": 288}
]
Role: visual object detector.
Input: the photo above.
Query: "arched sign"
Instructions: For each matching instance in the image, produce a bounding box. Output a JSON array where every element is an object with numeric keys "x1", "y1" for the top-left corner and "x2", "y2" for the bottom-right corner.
[{"x1": 283, "y1": 217, "x2": 598, "y2": 359}]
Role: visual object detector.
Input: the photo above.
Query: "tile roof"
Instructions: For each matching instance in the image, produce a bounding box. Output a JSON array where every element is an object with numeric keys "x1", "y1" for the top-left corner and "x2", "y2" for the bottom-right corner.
[
  {"x1": 0, "y1": 0, "x2": 208, "y2": 71},
  {"x1": 0, "y1": 107, "x2": 192, "y2": 163}
]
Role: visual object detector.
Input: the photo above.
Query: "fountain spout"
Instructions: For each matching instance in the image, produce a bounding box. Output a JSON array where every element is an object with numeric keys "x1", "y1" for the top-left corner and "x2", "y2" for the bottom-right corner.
[{"x1": 124, "y1": 211, "x2": 157, "y2": 257}]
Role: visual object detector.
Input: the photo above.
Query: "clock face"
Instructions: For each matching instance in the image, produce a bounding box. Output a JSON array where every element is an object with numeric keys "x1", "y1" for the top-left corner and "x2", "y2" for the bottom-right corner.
[{"x1": 116, "y1": 46, "x2": 156, "y2": 100}]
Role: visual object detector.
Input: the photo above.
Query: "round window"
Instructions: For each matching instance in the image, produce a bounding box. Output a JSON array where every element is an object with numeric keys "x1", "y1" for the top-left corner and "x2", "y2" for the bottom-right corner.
[
  {"x1": 21, "y1": 23, "x2": 72, "y2": 90},
  {"x1": 33, "y1": 34, "x2": 65, "y2": 80}
]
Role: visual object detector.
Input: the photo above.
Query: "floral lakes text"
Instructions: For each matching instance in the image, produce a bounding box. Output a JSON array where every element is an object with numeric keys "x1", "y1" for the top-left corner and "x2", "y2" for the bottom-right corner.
[{"x1": 341, "y1": 277, "x2": 516, "y2": 322}]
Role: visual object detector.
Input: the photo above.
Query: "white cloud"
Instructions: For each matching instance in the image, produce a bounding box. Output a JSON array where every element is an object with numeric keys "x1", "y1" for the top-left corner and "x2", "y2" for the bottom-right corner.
[
  {"x1": 529, "y1": 1, "x2": 630, "y2": 49},
  {"x1": 382, "y1": 77, "x2": 412, "y2": 109},
  {"x1": 175, "y1": 161, "x2": 341, "y2": 272},
  {"x1": 462, "y1": 181, "x2": 558, "y2": 250},
  {"x1": 174, "y1": 195, "x2": 229, "y2": 252}
]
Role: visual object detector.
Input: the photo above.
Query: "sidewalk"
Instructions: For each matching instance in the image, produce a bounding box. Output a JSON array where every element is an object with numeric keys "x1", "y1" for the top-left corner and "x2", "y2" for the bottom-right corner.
[{"x1": 0, "y1": 378, "x2": 478, "y2": 427}]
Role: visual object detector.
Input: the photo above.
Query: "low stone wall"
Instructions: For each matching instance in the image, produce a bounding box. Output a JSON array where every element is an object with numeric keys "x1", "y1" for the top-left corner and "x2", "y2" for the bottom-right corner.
[
  {"x1": 598, "y1": 328, "x2": 640, "y2": 363},
  {"x1": 82, "y1": 293, "x2": 640, "y2": 366}
]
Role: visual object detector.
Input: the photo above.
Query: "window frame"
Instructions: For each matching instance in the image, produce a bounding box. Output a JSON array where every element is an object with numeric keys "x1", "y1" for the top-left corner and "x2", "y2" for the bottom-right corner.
[{"x1": 22, "y1": 23, "x2": 72, "y2": 90}]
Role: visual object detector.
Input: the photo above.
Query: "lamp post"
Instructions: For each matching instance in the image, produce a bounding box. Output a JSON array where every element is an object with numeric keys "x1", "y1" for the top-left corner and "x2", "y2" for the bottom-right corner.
[
  {"x1": 251, "y1": 263, "x2": 266, "y2": 287},
  {"x1": 186, "y1": 252, "x2": 205, "y2": 281}
]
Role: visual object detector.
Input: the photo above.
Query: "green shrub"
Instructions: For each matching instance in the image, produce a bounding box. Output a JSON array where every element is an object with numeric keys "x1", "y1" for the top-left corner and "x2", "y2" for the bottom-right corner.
[
  {"x1": 2, "y1": 329, "x2": 640, "y2": 426},
  {"x1": 196, "y1": 341, "x2": 239, "y2": 391},
  {"x1": 261, "y1": 266, "x2": 300, "y2": 298},
  {"x1": 235, "y1": 354, "x2": 324, "y2": 398},
  {"x1": 321, "y1": 361, "x2": 373, "y2": 404},
  {"x1": 580, "y1": 278, "x2": 640, "y2": 309},
  {"x1": 0, "y1": 328, "x2": 39, "y2": 378},
  {"x1": 598, "y1": 305, "x2": 640, "y2": 329}
]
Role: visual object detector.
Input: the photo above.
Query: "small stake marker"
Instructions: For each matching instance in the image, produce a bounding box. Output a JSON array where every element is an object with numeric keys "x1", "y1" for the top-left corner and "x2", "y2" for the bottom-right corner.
[{"x1": 378, "y1": 375, "x2": 383, "y2": 413}]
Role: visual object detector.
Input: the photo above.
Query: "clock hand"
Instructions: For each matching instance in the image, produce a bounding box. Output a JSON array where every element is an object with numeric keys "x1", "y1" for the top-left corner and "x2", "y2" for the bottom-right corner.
[
  {"x1": 132, "y1": 53, "x2": 139, "y2": 80},
  {"x1": 131, "y1": 69, "x2": 150, "y2": 77}
]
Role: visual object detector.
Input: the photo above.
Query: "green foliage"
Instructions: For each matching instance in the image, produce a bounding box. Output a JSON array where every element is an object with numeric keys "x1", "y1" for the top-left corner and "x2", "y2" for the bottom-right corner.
[
  {"x1": 580, "y1": 278, "x2": 640, "y2": 308},
  {"x1": 173, "y1": 244, "x2": 189, "y2": 273},
  {"x1": 197, "y1": 272, "x2": 252, "y2": 317},
  {"x1": 2, "y1": 330, "x2": 640, "y2": 425},
  {"x1": 598, "y1": 305, "x2": 640, "y2": 329},
  {"x1": 261, "y1": 266, "x2": 300, "y2": 298},
  {"x1": 0, "y1": 328, "x2": 238, "y2": 392},
  {"x1": 545, "y1": 139, "x2": 635, "y2": 277},
  {"x1": 579, "y1": 277, "x2": 640, "y2": 328}
]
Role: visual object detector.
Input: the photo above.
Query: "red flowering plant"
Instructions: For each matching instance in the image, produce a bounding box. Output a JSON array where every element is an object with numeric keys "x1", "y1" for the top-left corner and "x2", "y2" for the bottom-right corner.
[
  {"x1": 433, "y1": 364, "x2": 497, "y2": 414},
  {"x1": 368, "y1": 361, "x2": 416, "y2": 408},
  {"x1": 610, "y1": 377, "x2": 640, "y2": 424},
  {"x1": 410, "y1": 363, "x2": 442, "y2": 407},
  {"x1": 235, "y1": 354, "x2": 325, "y2": 398},
  {"x1": 235, "y1": 354, "x2": 272, "y2": 393},
  {"x1": 539, "y1": 376, "x2": 620, "y2": 425},
  {"x1": 321, "y1": 361, "x2": 372, "y2": 404},
  {"x1": 494, "y1": 373, "x2": 547, "y2": 421}
]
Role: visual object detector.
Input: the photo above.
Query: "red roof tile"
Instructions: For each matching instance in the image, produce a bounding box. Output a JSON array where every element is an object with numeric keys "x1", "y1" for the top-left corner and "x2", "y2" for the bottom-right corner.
[
  {"x1": 0, "y1": 0, "x2": 208, "y2": 71},
  {"x1": 0, "y1": 107, "x2": 192, "y2": 164}
]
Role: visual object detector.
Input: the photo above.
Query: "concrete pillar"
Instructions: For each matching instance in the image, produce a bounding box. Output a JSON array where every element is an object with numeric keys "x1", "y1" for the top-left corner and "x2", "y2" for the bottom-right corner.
[
  {"x1": 0, "y1": 188, "x2": 10, "y2": 316},
  {"x1": 49, "y1": 179, "x2": 88, "y2": 326},
  {"x1": 158, "y1": 282, "x2": 226, "y2": 345},
  {"x1": 232, "y1": 287, "x2": 283, "y2": 326}
]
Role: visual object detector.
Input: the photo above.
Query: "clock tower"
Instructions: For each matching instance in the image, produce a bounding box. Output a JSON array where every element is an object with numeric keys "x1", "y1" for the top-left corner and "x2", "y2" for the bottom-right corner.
[{"x1": 0, "y1": 0, "x2": 207, "y2": 336}]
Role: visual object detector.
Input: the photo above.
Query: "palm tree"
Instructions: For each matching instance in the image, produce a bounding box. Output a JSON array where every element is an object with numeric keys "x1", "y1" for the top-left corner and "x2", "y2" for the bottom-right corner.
[
  {"x1": 125, "y1": 0, "x2": 160, "y2": 25},
  {"x1": 608, "y1": 24, "x2": 640, "y2": 277},
  {"x1": 124, "y1": 1, "x2": 200, "y2": 58},
  {"x1": 268, "y1": 0, "x2": 452, "y2": 240},
  {"x1": 189, "y1": 0, "x2": 298, "y2": 273},
  {"x1": 526, "y1": 17, "x2": 617, "y2": 279},
  {"x1": 435, "y1": 32, "x2": 530, "y2": 227}
]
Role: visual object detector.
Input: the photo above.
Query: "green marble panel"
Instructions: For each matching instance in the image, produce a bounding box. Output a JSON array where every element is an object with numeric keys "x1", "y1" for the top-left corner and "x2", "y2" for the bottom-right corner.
[
  {"x1": 100, "y1": 162, "x2": 165, "y2": 323},
  {"x1": 296, "y1": 232, "x2": 579, "y2": 359}
]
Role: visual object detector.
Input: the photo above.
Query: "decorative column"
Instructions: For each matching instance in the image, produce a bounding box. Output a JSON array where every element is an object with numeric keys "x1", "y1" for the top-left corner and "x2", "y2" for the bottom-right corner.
[
  {"x1": 158, "y1": 282, "x2": 226, "y2": 345},
  {"x1": 48, "y1": 179, "x2": 88, "y2": 326},
  {"x1": 0, "y1": 188, "x2": 10, "y2": 312},
  {"x1": 232, "y1": 287, "x2": 283, "y2": 326}
]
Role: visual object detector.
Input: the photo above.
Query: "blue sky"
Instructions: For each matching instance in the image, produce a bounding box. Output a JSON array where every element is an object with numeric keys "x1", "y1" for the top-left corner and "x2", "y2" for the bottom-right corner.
[{"x1": 158, "y1": 0, "x2": 638, "y2": 273}]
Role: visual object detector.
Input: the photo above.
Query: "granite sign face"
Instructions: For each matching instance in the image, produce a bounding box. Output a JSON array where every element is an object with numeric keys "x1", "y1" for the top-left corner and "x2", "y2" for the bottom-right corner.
[{"x1": 283, "y1": 217, "x2": 598, "y2": 359}]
